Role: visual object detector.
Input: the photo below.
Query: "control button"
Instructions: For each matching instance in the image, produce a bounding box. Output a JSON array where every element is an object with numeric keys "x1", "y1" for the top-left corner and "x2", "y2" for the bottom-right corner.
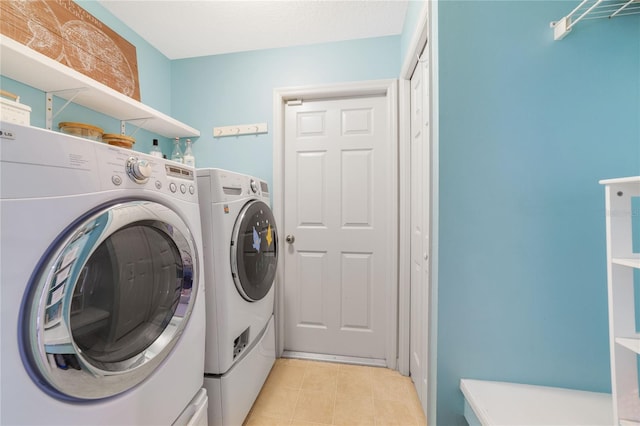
[
  {"x1": 126, "y1": 157, "x2": 152, "y2": 184},
  {"x1": 180, "y1": 184, "x2": 186, "y2": 194},
  {"x1": 155, "y1": 180, "x2": 162, "y2": 190},
  {"x1": 112, "y1": 175, "x2": 122, "y2": 186},
  {"x1": 189, "y1": 185, "x2": 195, "y2": 195},
  {"x1": 250, "y1": 179, "x2": 258, "y2": 193},
  {"x1": 169, "y1": 183, "x2": 177, "y2": 193}
]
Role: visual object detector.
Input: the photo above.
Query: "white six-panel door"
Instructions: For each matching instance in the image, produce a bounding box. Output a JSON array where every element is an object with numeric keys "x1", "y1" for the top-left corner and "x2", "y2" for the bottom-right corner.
[{"x1": 282, "y1": 94, "x2": 391, "y2": 361}]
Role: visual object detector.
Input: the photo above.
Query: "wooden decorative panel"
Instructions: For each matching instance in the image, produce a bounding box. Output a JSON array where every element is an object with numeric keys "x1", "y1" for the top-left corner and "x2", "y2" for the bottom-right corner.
[{"x1": 0, "y1": 0, "x2": 141, "y2": 101}]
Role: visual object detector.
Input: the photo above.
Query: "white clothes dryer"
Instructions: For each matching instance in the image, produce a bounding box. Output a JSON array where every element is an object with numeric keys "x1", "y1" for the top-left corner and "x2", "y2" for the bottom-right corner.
[
  {"x1": 197, "y1": 168, "x2": 278, "y2": 426},
  {"x1": 0, "y1": 122, "x2": 207, "y2": 425}
]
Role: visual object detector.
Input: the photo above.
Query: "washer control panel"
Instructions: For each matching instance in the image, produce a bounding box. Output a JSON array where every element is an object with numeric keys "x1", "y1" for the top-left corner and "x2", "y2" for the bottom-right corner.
[
  {"x1": 250, "y1": 179, "x2": 259, "y2": 194},
  {"x1": 165, "y1": 164, "x2": 196, "y2": 195},
  {"x1": 98, "y1": 144, "x2": 197, "y2": 202}
]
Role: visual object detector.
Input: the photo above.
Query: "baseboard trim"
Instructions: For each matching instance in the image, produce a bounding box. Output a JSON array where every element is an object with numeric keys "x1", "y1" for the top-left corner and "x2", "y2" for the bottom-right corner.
[{"x1": 281, "y1": 351, "x2": 387, "y2": 368}]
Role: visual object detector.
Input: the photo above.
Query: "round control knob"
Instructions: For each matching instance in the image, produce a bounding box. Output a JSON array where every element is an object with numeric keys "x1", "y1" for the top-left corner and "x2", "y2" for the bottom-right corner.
[
  {"x1": 250, "y1": 179, "x2": 258, "y2": 194},
  {"x1": 126, "y1": 157, "x2": 152, "y2": 184}
]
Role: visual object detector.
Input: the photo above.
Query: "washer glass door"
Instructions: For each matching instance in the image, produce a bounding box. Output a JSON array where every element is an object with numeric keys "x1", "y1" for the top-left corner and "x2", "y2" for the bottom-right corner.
[
  {"x1": 231, "y1": 200, "x2": 278, "y2": 301},
  {"x1": 22, "y1": 201, "x2": 198, "y2": 400}
]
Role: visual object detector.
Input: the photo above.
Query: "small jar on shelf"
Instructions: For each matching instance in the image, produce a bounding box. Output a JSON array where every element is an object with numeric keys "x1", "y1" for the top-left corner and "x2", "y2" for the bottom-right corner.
[
  {"x1": 183, "y1": 139, "x2": 195, "y2": 167},
  {"x1": 171, "y1": 137, "x2": 183, "y2": 163},
  {"x1": 149, "y1": 139, "x2": 163, "y2": 158}
]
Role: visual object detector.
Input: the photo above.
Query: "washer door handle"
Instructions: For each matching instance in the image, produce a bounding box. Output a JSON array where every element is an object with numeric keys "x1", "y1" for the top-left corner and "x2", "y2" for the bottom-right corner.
[{"x1": 285, "y1": 234, "x2": 295, "y2": 244}]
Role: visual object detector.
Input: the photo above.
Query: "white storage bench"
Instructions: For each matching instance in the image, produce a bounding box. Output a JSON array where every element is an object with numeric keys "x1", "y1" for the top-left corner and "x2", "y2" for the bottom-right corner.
[{"x1": 460, "y1": 379, "x2": 613, "y2": 425}]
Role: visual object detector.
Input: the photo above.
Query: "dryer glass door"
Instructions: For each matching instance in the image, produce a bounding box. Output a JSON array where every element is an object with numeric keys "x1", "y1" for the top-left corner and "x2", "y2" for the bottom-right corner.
[
  {"x1": 231, "y1": 200, "x2": 278, "y2": 301},
  {"x1": 22, "y1": 201, "x2": 198, "y2": 401}
]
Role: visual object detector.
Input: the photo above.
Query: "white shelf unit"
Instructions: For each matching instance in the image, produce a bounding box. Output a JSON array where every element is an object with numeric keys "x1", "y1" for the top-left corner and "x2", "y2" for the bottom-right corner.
[
  {"x1": 601, "y1": 176, "x2": 640, "y2": 425},
  {"x1": 0, "y1": 35, "x2": 199, "y2": 139},
  {"x1": 460, "y1": 379, "x2": 613, "y2": 425},
  {"x1": 551, "y1": 0, "x2": 640, "y2": 40}
]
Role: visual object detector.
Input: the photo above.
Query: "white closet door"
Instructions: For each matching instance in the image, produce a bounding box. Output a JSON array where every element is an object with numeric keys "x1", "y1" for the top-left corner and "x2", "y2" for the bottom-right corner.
[{"x1": 410, "y1": 54, "x2": 431, "y2": 406}]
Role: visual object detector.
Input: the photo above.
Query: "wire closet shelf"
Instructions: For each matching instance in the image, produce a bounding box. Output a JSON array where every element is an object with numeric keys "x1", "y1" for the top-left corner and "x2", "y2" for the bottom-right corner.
[{"x1": 551, "y1": 0, "x2": 640, "y2": 40}]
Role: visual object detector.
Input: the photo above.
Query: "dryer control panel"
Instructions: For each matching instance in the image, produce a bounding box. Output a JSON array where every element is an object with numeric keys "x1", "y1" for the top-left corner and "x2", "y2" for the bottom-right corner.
[{"x1": 197, "y1": 168, "x2": 269, "y2": 204}]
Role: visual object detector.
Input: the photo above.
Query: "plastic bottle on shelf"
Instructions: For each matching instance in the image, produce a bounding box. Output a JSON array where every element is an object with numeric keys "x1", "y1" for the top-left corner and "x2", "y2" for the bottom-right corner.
[
  {"x1": 149, "y1": 139, "x2": 163, "y2": 158},
  {"x1": 170, "y1": 137, "x2": 183, "y2": 163},
  {"x1": 183, "y1": 139, "x2": 195, "y2": 167}
]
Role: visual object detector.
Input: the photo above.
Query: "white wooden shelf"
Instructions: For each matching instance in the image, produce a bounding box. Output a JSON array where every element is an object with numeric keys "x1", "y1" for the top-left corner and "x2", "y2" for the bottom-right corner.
[
  {"x1": 460, "y1": 379, "x2": 613, "y2": 425},
  {"x1": 616, "y1": 336, "x2": 640, "y2": 354},
  {"x1": 602, "y1": 176, "x2": 640, "y2": 425},
  {"x1": 600, "y1": 176, "x2": 640, "y2": 186},
  {"x1": 551, "y1": 0, "x2": 640, "y2": 40},
  {"x1": 0, "y1": 35, "x2": 199, "y2": 138},
  {"x1": 612, "y1": 257, "x2": 640, "y2": 269}
]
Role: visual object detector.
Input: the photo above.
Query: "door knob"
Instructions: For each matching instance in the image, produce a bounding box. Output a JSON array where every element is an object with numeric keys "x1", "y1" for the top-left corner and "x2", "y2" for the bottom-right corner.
[{"x1": 285, "y1": 234, "x2": 295, "y2": 244}]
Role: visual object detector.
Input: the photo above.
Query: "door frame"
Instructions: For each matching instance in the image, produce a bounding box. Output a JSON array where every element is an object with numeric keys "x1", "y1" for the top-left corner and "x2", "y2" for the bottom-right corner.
[{"x1": 273, "y1": 79, "x2": 399, "y2": 369}]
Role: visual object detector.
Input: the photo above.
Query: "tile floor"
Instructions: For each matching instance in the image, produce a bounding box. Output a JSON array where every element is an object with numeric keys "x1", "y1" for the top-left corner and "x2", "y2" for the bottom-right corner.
[{"x1": 243, "y1": 358, "x2": 427, "y2": 426}]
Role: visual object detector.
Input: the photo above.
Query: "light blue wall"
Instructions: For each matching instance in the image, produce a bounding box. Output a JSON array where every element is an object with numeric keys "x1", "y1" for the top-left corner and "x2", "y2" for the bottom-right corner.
[
  {"x1": 76, "y1": 0, "x2": 176, "y2": 154},
  {"x1": 1, "y1": 1, "x2": 175, "y2": 155},
  {"x1": 436, "y1": 1, "x2": 640, "y2": 425},
  {"x1": 76, "y1": 0, "x2": 173, "y2": 115},
  {"x1": 7, "y1": 3, "x2": 639, "y2": 425},
  {"x1": 170, "y1": 36, "x2": 400, "y2": 184}
]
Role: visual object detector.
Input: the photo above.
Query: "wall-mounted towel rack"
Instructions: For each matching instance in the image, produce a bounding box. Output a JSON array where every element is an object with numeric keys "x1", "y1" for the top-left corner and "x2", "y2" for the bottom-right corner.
[
  {"x1": 213, "y1": 123, "x2": 268, "y2": 138},
  {"x1": 550, "y1": 0, "x2": 640, "y2": 40}
]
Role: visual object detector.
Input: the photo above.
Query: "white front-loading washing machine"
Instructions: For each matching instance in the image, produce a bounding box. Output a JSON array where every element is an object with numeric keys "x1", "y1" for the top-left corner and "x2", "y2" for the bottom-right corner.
[
  {"x1": 197, "y1": 168, "x2": 278, "y2": 426},
  {"x1": 0, "y1": 122, "x2": 208, "y2": 425}
]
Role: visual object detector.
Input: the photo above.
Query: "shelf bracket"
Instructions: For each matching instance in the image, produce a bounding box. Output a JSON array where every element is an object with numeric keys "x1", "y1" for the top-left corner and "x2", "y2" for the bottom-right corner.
[
  {"x1": 45, "y1": 88, "x2": 88, "y2": 130},
  {"x1": 121, "y1": 117, "x2": 152, "y2": 137},
  {"x1": 550, "y1": 17, "x2": 572, "y2": 40}
]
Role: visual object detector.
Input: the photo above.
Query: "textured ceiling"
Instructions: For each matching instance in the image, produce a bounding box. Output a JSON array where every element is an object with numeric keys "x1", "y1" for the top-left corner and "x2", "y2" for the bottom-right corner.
[{"x1": 98, "y1": 0, "x2": 409, "y2": 60}]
